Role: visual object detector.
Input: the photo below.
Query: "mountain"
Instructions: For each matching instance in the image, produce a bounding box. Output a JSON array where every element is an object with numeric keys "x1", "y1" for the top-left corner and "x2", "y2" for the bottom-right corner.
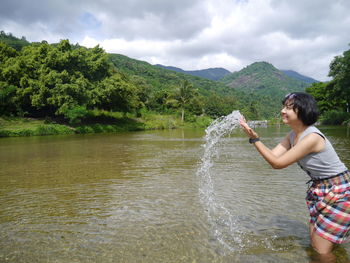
[
  {"x1": 281, "y1": 70, "x2": 318, "y2": 83},
  {"x1": 109, "y1": 55, "x2": 318, "y2": 118},
  {"x1": 108, "y1": 53, "x2": 238, "y2": 98},
  {"x1": 155, "y1": 64, "x2": 231, "y2": 81},
  {"x1": 109, "y1": 55, "x2": 297, "y2": 118},
  {"x1": 220, "y1": 61, "x2": 312, "y2": 99},
  {"x1": 0, "y1": 31, "x2": 30, "y2": 50}
]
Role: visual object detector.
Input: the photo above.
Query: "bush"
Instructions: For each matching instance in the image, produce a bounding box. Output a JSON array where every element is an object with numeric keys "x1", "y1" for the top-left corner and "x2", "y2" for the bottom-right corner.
[
  {"x1": 63, "y1": 106, "x2": 89, "y2": 124},
  {"x1": 35, "y1": 124, "x2": 74, "y2": 135},
  {"x1": 194, "y1": 115, "x2": 212, "y2": 127},
  {"x1": 184, "y1": 113, "x2": 196, "y2": 123},
  {"x1": 143, "y1": 115, "x2": 179, "y2": 130},
  {"x1": 0, "y1": 130, "x2": 11, "y2": 137},
  {"x1": 321, "y1": 110, "x2": 350, "y2": 125},
  {"x1": 0, "y1": 120, "x2": 75, "y2": 137}
]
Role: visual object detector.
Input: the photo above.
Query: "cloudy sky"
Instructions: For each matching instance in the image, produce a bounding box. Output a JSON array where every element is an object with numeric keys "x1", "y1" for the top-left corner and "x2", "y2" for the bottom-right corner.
[{"x1": 1, "y1": 0, "x2": 349, "y2": 81}]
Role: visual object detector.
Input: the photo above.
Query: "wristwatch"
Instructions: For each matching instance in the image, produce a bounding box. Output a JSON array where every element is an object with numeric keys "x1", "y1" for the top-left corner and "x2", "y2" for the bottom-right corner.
[{"x1": 249, "y1": 137, "x2": 260, "y2": 144}]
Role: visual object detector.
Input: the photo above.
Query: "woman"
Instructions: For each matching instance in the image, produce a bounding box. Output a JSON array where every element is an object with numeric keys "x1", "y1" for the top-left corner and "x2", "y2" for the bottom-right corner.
[{"x1": 240, "y1": 92, "x2": 350, "y2": 255}]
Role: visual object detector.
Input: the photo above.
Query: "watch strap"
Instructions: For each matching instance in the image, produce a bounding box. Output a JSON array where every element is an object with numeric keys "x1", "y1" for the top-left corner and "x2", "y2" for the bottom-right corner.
[{"x1": 249, "y1": 137, "x2": 260, "y2": 144}]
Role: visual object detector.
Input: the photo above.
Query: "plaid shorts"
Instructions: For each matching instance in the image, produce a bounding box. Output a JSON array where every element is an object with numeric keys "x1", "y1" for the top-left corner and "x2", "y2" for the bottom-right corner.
[{"x1": 306, "y1": 171, "x2": 350, "y2": 244}]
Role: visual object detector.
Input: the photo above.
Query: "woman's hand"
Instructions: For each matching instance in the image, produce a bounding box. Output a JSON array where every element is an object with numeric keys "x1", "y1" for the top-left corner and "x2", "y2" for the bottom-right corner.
[{"x1": 240, "y1": 117, "x2": 259, "y2": 139}]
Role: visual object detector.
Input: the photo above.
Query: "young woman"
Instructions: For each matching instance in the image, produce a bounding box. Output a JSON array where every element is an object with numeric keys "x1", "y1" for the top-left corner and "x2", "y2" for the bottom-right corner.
[{"x1": 240, "y1": 92, "x2": 350, "y2": 255}]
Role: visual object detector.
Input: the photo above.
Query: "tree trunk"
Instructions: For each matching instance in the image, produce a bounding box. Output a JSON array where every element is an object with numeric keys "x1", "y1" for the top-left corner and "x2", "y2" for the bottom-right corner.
[{"x1": 181, "y1": 109, "x2": 184, "y2": 123}]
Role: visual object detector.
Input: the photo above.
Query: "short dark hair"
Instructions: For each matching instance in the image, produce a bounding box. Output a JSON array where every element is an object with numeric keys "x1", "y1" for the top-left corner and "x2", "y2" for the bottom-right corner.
[{"x1": 282, "y1": 92, "x2": 319, "y2": 126}]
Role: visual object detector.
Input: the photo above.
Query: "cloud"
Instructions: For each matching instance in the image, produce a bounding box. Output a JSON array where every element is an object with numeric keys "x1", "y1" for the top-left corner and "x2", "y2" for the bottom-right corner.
[
  {"x1": 1, "y1": 0, "x2": 349, "y2": 81},
  {"x1": 90, "y1": 0, "x2": 211, "y2": 41}
]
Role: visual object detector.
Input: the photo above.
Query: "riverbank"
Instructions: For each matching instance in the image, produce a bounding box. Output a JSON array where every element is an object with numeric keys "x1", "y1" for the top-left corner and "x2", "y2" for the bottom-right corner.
[{"x1": 0, "y1": 113, "x2": 213, "y2": 137}]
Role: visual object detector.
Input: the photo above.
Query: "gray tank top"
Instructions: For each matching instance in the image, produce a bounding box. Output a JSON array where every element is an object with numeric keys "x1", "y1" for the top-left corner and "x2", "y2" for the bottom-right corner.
[{"x1": 289, "y1": 126, "x2": 347, "y2": 179}]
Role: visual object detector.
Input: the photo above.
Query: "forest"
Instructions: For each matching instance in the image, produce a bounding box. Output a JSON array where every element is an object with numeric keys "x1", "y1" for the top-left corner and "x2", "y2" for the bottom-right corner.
[
  {"x1": 0, "y1": 31, "x2": 349, "y2": 137},
  {"x1": 306, "y1": 45, "x2": 350, "y2": 125},
  {"x1": 0, "y1": 32, "x2": 248, "y2": 125}
]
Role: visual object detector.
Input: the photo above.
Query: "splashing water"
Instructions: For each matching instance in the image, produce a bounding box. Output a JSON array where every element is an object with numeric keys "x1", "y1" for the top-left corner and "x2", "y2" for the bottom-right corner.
[{"x1": 197, "y1": 110, "x2": 245, "y2": 251}]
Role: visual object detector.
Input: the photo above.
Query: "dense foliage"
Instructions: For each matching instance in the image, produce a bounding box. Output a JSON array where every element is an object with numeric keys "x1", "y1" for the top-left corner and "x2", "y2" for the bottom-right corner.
[
  {"x1": 0, "y1": 35, "x2": 251, "y2": 124},
  {"x1": 108, "y1": 53, "x2": 288, "y2": 119},
  {"x1": 0, "y1": 39, "x2": 143, "y2": 123},
  {"x1": 1, "y1": 31, "x2": 349, "y2": 126},
  {"x1": 306, "y1": 45, "x2": 350, "y2": 124},
  {"x1": 108, "y1": 53, "x2": 254, "y2": 118}
]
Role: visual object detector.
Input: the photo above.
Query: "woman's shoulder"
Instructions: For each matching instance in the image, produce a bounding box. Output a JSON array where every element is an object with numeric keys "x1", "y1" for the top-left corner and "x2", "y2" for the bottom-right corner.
[
  {"x1": 304, "y1": 126, "x2": 325, "y2": 139},
  {"x1": 305, "y1": 125, "x2": 320, "y2": 132}
]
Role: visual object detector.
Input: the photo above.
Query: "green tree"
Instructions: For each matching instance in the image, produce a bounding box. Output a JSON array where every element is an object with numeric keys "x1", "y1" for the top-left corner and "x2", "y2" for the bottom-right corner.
[
  {"x1": 0, "y1": 42, "x2": 18, "y2": 63},
  {"x1": 92, "y1": 73, "x2": 141, "y2": 113},
  {"x1": 0, "y1": 43, "x2": 19, "y2": 115},
  {"x1": 328, "y1": 45, "x2": 350, "y2": 112},
  {"x1": 0, "y1": 83, "x2": 17, "y2": 115},
  {"x1": 248, "y1": 100, "x2": 260, "y2": 119},
  {"x1": 306, "y1": 82, "x2": 337, "y2": 113},
  {"x1": 147, "y1": 89, "x2": 170, "y2": 112},
  {"x1": 203, "y1": 93, "x2": 229, "y2": 118},
  {"x1": 167, "y1": 80, "x2": 198, "y2": 122},
  {"x1": 307, "y1": 45, "x2": 350, "y2": 115},
  {"x1": 0, "y1": 40, "x2": 125, "y2": 121}
]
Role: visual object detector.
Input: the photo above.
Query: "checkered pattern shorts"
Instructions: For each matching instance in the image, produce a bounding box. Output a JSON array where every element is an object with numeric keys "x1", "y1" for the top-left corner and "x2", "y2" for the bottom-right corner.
[{"x1": 306, "y1": 171, "x2": 350, "y2": 244}]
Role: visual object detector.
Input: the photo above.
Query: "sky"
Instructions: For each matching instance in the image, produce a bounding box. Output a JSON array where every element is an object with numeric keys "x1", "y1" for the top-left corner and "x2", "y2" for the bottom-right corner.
[{"x1": 1, "y1": 0, "x2": 349, "y2": 81}]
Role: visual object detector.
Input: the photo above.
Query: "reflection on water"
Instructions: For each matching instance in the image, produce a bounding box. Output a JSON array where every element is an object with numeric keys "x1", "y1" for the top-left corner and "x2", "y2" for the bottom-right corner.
[{"x1": 0, "y1": 126, "x2": 350, "y2": 262}]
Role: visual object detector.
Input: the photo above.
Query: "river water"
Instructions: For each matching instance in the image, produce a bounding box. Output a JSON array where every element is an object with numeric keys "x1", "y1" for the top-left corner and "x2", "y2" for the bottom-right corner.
[{"x1": 1, "y1": 125, "x2": 349, "y2": 262}]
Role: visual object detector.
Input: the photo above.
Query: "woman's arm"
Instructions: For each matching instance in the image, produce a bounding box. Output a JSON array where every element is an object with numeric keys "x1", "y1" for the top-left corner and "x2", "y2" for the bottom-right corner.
[
  {"x1": 271, "y1": 135, "x2": 291, "y2": 157},
  {"x1": 239, "y1": 118, "x2": 290, "y2": 157},
  {"x1": 240, "y1": 119, "x2": 324, "y2": 169},
  {"x1": 253, "y1": 134, "x2": 323, "y2": 169}
]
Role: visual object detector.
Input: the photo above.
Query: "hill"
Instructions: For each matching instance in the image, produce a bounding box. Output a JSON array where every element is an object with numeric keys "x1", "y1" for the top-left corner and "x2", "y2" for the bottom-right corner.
[
  {"x1": 0, "y1": 31, "x2": 30, "y2": 50},
  {"x1": 108, "y1": 53, "x2": 239, "y2": 97},
  {"x1": 281, "y1": 70, "x2": 318, "y2": 83},
  {"x1": 155, "y1": 64, "x2": 231, "y2": 80},
  {"x1": 218, "y1": 61, "x2": 317, "y2": 117},
  {"x1": 108, "y1": 53, "x2": 255, "y2": 118},
  {"x1": 220, "y1": 61, "x2": 311, "y2": 98},
  {"x1": 108, "y1": 55, "x2": 290, "y2": 119}
]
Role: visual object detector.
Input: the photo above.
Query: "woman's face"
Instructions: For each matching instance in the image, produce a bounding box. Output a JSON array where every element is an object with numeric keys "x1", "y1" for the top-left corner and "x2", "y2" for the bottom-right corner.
[{"x1": 281, "y1": 99, "x2": 298, "y2": 124}]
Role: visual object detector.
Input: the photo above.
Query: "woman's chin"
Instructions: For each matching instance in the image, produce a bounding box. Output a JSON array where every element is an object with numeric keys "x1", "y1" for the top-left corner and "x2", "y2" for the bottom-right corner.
[{"x1": 281, "y1": 118, "x2": 289, "y2": 124}]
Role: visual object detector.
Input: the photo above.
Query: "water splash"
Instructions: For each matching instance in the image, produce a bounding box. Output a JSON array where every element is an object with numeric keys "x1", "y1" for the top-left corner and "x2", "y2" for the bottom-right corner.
[{"x1": 197, "y1": 110, "x2": 244, "y2": 251}]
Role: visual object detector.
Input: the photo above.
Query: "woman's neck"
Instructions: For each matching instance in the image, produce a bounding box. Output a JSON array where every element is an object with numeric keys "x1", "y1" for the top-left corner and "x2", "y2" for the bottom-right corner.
[{"x1": 290, "y1": 122, "x2": 309, "y2": 136}]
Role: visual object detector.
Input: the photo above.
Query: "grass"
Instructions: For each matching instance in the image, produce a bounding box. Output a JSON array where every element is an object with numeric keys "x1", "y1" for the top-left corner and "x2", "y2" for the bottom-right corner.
[
  {"x1": 0, "y1": 117, "x2": 44, "y2": 130},
  {"x1": 0, "y1": 111, "x2": 214, "y2": 138},
  {"x1": 141, "y1": 112, "x2": 180, "y2": 130},
  {"x1": 0, "y1": 117, "x2": 75, "y2": 137}
]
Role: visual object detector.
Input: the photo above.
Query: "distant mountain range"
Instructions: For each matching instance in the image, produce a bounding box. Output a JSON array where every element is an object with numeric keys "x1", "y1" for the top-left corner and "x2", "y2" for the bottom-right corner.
[
  {"x1": 154, "y1": 61, "x2": 318, "y2": 117},
  {"x1": 155, "y1": 64, "x2": 231, "y2": 81},
  {"x1": 281, "y1": 70, "x2": 318, "y2": 84},
  {"x1": 156, "y1": 63, "x2": 318, "y2": 84}
]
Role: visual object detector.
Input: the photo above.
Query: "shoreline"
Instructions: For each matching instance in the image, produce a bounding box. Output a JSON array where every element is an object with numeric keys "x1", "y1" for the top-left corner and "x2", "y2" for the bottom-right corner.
[{"x1": 0, "y1": 115, "x2": 212, "y2": 138}]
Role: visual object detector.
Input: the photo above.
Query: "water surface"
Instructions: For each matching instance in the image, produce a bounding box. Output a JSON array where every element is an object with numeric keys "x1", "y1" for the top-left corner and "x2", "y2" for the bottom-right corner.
[{"x1": 1, "y1": 126, "x2": 349, "y2": 262}]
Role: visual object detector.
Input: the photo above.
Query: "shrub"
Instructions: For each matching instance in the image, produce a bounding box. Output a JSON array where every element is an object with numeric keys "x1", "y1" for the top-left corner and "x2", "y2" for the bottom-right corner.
[
  {"x1": 35, "y1": 124, "x2": 74, "y2": 135},
  {"x1": 63, "y1": 106, "x2": 89, "y2": 124},
  {"x1": 321, "y1": 110, "x2": 350, "y2": 125},
  {"x1": 75, "y1": 126, "x2": 95, "y2": 134},
  {"x1": 194, "y1": 116, "x2": 212, "y2": 127}
]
